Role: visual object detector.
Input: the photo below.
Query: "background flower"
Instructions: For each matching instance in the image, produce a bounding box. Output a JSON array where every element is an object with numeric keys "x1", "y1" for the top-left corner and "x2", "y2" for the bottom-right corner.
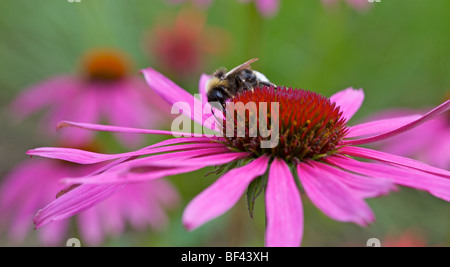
[
  {"x1": 146, "y1": 9, "x2": 229, "y2": 79},
  {"x1": 0, "y1": 157, "x2": 179, "y2": 246},
  {"x1": 383, "y1": 230, "x2": 428, "y2": 247},
  {"x1": 238, "y1": 0, "x2": 280, "y2": 17},
  {"x1": 9, "y1": 48, "x2": 172, "y2": 148},
  {"x1": 168, "y1": 0, "x2": 280, "y2": 18}
]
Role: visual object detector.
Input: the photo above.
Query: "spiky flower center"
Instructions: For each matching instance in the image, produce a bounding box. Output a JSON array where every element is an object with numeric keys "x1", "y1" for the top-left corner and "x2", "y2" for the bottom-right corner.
[
  {"x1": 82, "y1": 49, "x2": 130, "y2": 82},
  {"x1": 222, "y1": 86, "x2": 348, "y2": 163}
]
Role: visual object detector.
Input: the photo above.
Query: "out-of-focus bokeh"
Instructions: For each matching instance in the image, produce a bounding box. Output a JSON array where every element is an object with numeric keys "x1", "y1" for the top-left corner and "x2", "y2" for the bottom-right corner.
[{"x1": 0, "y1": 0, "x2": 449, "y2": 247}]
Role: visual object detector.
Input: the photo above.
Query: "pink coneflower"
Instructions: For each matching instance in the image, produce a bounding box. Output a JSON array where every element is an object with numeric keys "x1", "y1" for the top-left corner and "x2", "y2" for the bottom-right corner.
[
  {"x1": 364, "y1": 108, "x2": 450, "y2": 170},
  {"x1": 147, "y1": 9, "x2": 229, "y2": 78},
  {"x1": 321, "y1": 0, "x2": 371, "y2": 11},
  {"x1": 0, "y1": 156, "x2": 179, "y2": 246},
  {"x1": 9, "y1": 48, "x2": 171, "y2": 147},
  {"x1": 27, "y1": 67, "x2": 450, "y2": 247}
]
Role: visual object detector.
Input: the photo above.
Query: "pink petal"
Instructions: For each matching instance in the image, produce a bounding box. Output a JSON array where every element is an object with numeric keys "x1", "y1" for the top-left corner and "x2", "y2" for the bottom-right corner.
[
  {"x1": 101, "y1": 83, "x2": 149, "y2": 147},
  {"x1": 265, "y1": 158, "x2": 303, "y2": 247},
  {"x1": 198, "y1": 73, "x2": 210, "y2": 101},
  {"x1": 345, "y1": 0, "x2": 371, "y2": 10},
  {"x1": 297, "y1": 162, "x2": 374, "y2": 226},
  {"x1": 343, "y1": 100, "x2": 450, "y2": 145},
  {"x1": 38, "y1": 220, "x2": 69, "y2": 246},
  {"x1": 9, "y1": 75, "x2": 73, "y2": 120},
  {"x1": 146, "y1": 179, "x2": 180, "y2": 209},
  {"x1": 27, "y1": 142, "x2": 226, "y2": 164},
  {"x1": 197, "y1": 74, "x2": 224, "y2": 127},
  {"x1": 183, "y1": 155, "x2": 269, "y2": 231},
  {"x1": 126, "y1": 193, "x2": 169, "y2": 231},
  {"x1": 327, "y1": 156, "x2": 450, "y2": 202},
  {"x1": 256, "y1": 0, "x2": 279, "y2": 17},
  {"x1": 367, "y1": 114, "x2": 443, "y2": 159},
  {"x1": 340, "y1": 146, "x2": 450, "y2": 178},
  {"x1": 311, "y1": 161, "x2": 396, "y2": 198},
  {"x1": 55, "y1": 88, "x2": 100, "y2": 146},
  {"x1": 34, "y1": 184, "x2": 125, "y2": 228},
  {"x1": 329, "y1": 87, "x2": 364, "y2": 122},
  {"x1": 141, "y1": 67, "x2": 211, "y2": 129},
  {"x1": 423, "y1": 129, "x2": 450, "y2": 169},
  {"x1": 346, "y1": 115, "x2": 421, "y2": 138},
  {"x1": 77, "y1": 207, "x2": 104, "y2": 246},
  {"x1": 62, "y1": 151, "x2": 250, "y2": 185},
  {"x1": 57, "y1": 120, "x2": 206, "y2": 137}
]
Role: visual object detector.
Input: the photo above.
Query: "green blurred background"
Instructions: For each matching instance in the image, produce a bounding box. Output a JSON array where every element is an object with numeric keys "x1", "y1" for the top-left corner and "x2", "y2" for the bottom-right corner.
[{"x1": 0, "y1": 0, "x2": 449, "y2": 246}]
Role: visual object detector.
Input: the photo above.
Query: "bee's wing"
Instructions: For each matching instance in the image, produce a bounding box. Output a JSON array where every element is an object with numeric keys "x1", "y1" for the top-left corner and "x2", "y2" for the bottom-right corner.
[{"x1": 223, "y1": 58, "x2": 259, "y2": 78}]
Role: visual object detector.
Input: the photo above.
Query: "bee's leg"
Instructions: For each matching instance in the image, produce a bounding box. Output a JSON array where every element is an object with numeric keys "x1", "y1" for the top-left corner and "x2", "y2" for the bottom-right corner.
[
  {"x1": 259, "y1": 81, "x2": 277, "y2": 88},
  {"x1": 236, "y1": 76, "x2": 254, "y2": 92},
  {"x1": 211, "y1": 108, "x2": 225, "y2": 129}
]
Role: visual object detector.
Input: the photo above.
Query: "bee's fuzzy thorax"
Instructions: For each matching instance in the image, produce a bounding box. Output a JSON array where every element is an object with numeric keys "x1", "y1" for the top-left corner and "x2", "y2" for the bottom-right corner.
[
  {"x1": 213, "y1": 67, "x2": 227, "y2": 79},
  {"x1": 205, "y1": 76, "x2": 222, "y2": 93}
]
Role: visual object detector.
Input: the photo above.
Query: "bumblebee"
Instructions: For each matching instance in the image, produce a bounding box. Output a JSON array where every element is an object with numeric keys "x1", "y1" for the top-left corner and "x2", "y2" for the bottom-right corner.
[{"x1": 205, "y1": 58, "x2": 276, "y2": 106}]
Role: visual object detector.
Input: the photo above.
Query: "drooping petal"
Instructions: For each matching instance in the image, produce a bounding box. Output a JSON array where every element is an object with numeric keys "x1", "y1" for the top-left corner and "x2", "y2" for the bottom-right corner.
[
  {"x1": 297, "y1": 162, "x2": 375, "y2": 227},
  {"x1": 34, "y1": 184, "x2": 125, "y2": 228},
  {"x1": 61, "y1": 151, "x2": 250, "y2": 185},
  {"x1": 265, "y1": 158, "x2": 303, "y2": 247},
  {"x1": 327, "y1": 156, "x2": 450, "y2": 202},
  {"x1": 343, "y1": 99, "x2": 450, "y2": 145},
  {"x1": 27, "y1": 142, "x2": 227, "y2": 164},
  {"x1": 346, "y1": 115, "x2": 421, "y2": 138},
  {"x1": 329, "y1": 87, "x2": 364, "y2": 122},
  {"x1": 141, "y1": 67, "x2": 212, "y2": 129},
  {"x1": 57, "y1": 121, "x2": 206, "y2": 137},
  {"x1": 340, "y1": 146, "x2": 450, "y2": 178},
  {"x1": 183, "y1": 155, "x2": 269, "y2": 231},
  {"x1": 311, "y1": 160, "x2": 396, "y2": 198}
]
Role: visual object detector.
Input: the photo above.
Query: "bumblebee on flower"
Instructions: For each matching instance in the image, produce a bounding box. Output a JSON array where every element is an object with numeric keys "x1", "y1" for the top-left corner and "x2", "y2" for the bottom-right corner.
[{"x1": 27, "y1": 59, "x2": 450, "y2": 247}]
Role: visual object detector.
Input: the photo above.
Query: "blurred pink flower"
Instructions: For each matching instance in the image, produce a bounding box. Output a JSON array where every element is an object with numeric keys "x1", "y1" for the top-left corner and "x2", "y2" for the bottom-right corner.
[
  {"x1": 239, "y1": 0, "x2": 280, "y2": 17},
  {"x1": 9, "y1": 48, "x2": 171, "y2": 148},
  {"x1": 383, "y1": 231, "x2": 428, "y2": 247},
  {"x1": 146, "y1": 9, "x2": 229, "y2": 78},
  {"x1": 168, "y1": 0, "x2": 279, "y2": 18},
  {"x1": 321, "y1": 0, "x2": 371, "y2": 11},
  {"x1": 167, "y1": 0, "x2": 213, "y2": 7},
  {"x1": 0, "y1": 157, "x2": 179, "y2": 246},
  {"x1": 27, "y1": 67, "x2": 450, "y2": 247},
  {"x1": 364, "y1": 109, "x2": 450, "y2": 170}
]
